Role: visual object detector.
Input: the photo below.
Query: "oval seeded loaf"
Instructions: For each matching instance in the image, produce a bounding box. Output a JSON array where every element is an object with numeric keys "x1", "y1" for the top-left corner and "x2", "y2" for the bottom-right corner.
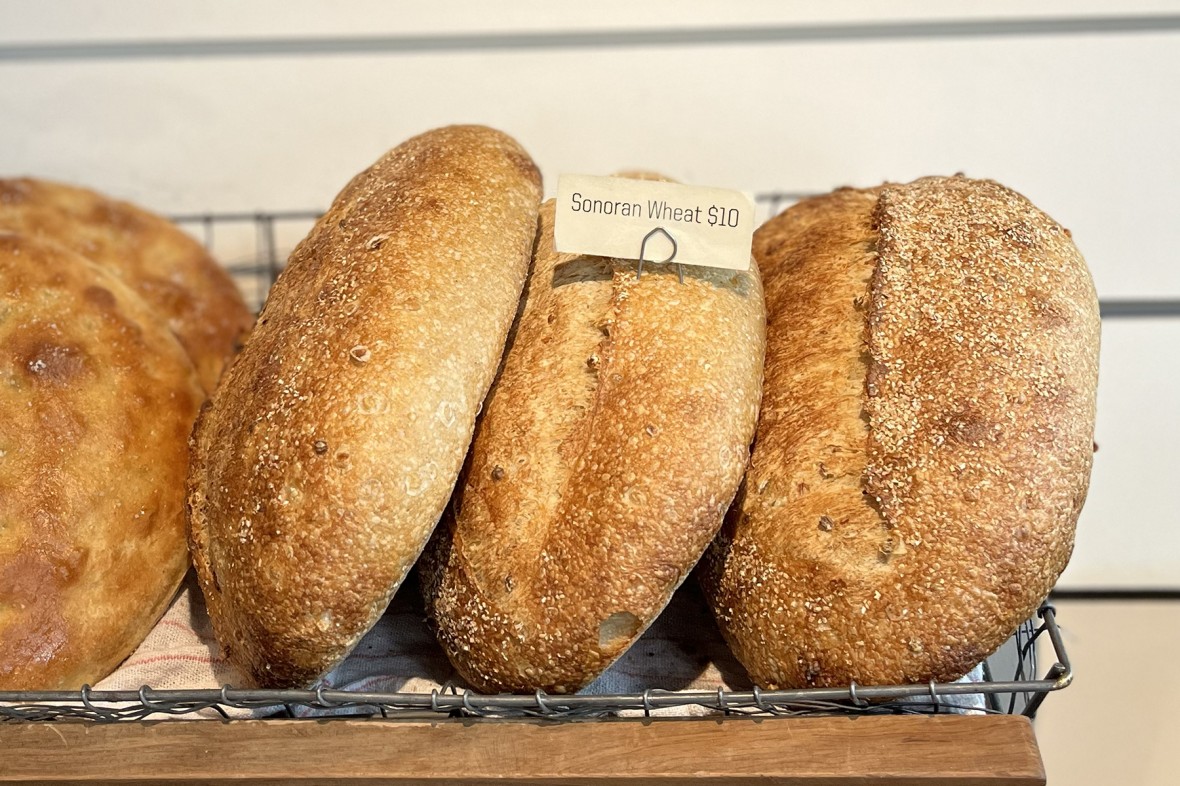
[
  {"x1": 186, "y1": 125, "x2": 542, "y2": 688},
  {"x1": 0, "y1": 178, "x2": 253, "y2": 393},
  {"x1": 0, "y1": 233, "x2": 202, "y2": 689},
  {"x1": 421, "y1": 179, "x2": 766, "y2": 694},
  {"x1": 700, "y1": 175, "x2": 1100, "y2": 689}
]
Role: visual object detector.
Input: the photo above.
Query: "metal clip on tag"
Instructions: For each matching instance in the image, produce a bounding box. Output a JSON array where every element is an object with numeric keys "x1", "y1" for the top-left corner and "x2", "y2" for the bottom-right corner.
[{"x1": 636, "y1": 226, "x2": 684, "y2": 284}]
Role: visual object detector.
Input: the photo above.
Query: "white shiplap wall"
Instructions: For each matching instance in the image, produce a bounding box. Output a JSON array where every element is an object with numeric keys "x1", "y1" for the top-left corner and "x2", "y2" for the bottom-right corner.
[{"x1": 1, "y1": 0, "x2": 1177, "y2": 588}]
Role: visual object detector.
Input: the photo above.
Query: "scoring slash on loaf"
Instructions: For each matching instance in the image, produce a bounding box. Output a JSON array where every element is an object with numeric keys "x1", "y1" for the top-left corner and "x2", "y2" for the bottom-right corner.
[
  {"x1": 186, "y1": 125, "x2": 542, "y2": 688},
  {"x1": 700, "y1": 175, "x2": 1100, "y2": 689},
  {"x1": 421, "y1": 173, "x2": 767, "y2": 694},
  {"x1": 0, "y1": 178, "x2": 254, "y2": 394},
  {"x1": 0, "y1": 233, "x2": 202, "y2": 689}
]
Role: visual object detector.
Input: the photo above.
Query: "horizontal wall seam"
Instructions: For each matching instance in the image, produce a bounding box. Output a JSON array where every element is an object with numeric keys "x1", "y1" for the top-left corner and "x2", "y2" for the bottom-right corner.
[{"x1": 2, "y1": 15, "x2": 1180, "y2": 62}]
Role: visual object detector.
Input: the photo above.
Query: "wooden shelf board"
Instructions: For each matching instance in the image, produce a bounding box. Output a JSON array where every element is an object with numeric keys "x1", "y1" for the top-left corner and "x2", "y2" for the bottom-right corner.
[{"x1": 0, "y1": 714, "x2": 1045, "y2": 785}]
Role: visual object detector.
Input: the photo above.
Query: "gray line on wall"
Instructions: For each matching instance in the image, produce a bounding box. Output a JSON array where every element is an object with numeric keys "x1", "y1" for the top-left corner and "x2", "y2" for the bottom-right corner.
[
  {"x1": 2, "y1": 15, "x2": 1179, "y2": 62},
  {"x1": 1098, "y1": 300, "x2": 1180, "y2": 318}
]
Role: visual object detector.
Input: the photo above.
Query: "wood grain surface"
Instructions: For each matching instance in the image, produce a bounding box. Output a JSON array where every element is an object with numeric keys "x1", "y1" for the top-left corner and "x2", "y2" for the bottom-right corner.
[{"x1": 0, "y1": 715, "x2": 1044, "y2": 785}]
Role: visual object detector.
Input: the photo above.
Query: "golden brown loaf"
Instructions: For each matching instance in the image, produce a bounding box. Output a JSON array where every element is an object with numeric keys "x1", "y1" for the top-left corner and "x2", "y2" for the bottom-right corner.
[
  {"x1": 0, "y1": 233, "x2": 202, "y2": 689},
  {"x1": 700, "y1": 176, "x2": 1100, "y2": 688},
  {"x1": 0, "y1": 177, "x2": 253, "y2": 393},
  {"x1": 421, "y1": 184, "x2": 767, "y2": 694},
  {"x1": 187, "y1": 125, "x2": 542, "y2": 688}
]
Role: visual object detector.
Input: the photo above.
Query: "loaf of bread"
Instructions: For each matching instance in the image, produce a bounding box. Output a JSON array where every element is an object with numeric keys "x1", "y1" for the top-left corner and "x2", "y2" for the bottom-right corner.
[
  {"x1": 187, "y1": 125, "x2": 542, "y2": 688},
  {"x1": 0, "y1": 233, "x2": 202, "y2": 689},
  {"x1": 700, "y1": 175, "x2": 1099, "y2": 688},
  {"x1": 0, "y1": 177, "x2": 253, "y2": 392},
  {"x1": 421, "y1": 178, "x2": 766, "y2": 694}
]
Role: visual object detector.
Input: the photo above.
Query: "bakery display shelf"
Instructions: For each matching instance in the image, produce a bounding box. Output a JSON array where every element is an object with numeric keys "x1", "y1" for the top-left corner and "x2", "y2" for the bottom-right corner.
[{"x1": 0, "y1": 201, "x2": 1071, "y2": 727}]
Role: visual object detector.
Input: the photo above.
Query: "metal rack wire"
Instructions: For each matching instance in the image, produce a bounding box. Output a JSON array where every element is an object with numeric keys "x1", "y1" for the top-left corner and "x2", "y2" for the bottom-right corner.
[
  {"x1": 0, "y1": 197, "x2": 1074, "y2": 722},
  {"x1": 0, "y1": 606, "x2": 1069, "y2": 722}
]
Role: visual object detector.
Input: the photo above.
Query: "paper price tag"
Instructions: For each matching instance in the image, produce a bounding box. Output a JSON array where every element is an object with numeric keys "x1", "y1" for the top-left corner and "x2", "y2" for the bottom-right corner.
[{"x1": 554, "y1": 174, "x2": 754, "y2": 272}]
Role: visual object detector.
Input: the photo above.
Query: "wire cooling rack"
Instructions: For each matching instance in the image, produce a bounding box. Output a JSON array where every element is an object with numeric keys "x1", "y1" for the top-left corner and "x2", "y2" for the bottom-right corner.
[
  {"x1": 0, "y1": 195, "x2": 1073, "y2": 722},
  {"x1": 0, "y1": 606, "x2": 1069, "y2": 722}
]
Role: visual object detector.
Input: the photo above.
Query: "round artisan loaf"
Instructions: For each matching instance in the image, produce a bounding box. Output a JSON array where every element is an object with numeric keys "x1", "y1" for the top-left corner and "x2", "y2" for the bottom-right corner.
[
  {"x1": 0, "y1": 177, "x2": 253, "y2": 393},
  {"x1": 700, "y1": 175, "x2": 1100, "y2": 688},
  {"x1": 187, "y1": 125, "x2": 542, "y2": 688},
  {"x1": 0, "y1": 233, "x2": 202, "y2": 689},
  {"x1": 421, "y1": 179, "x2": 767, "y2": 694}
]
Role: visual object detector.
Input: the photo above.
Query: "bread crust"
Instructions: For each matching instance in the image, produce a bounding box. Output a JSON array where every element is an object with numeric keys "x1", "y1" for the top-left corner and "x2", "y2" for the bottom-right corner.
[
  {"x1": 0, "y1": 178, "x2": 253, "y2": 393},
  {"x1": 0, "y1": 233, "x2": 202, "y2": 689},
  {"x1": 701, "y1": 176, "x2": 1099, "y2": 688},
  {"x1": 186, "y1": 125, "x2": 541, "y2": 688},
  {"x1": 422, "y1": 187, "x2": 766, "y2": 694}
]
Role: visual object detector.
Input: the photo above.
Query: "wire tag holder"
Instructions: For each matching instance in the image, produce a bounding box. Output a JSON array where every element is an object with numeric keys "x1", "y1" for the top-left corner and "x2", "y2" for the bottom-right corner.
[{"x1": 636, "y1": 226, "x2": 685, "y2": 284}]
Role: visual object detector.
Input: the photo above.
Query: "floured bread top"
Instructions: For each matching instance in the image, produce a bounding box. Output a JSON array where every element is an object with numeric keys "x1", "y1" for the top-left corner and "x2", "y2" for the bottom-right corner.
[
  {"x1": 187, "y1": 125, "x2": 542, "y2": 688},
  {"x1": 0, "y1": 232, "x2": 201, "y2": 689},
  {"x1": 704, "y1": 175, "x2": 1099, "y2": 688},
  {"x1": 424, "y1": 178, "x2": 766, "y2": 693},
  {"x1": 0, "y1": 178, "x2": 253, "y2": 393}
]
